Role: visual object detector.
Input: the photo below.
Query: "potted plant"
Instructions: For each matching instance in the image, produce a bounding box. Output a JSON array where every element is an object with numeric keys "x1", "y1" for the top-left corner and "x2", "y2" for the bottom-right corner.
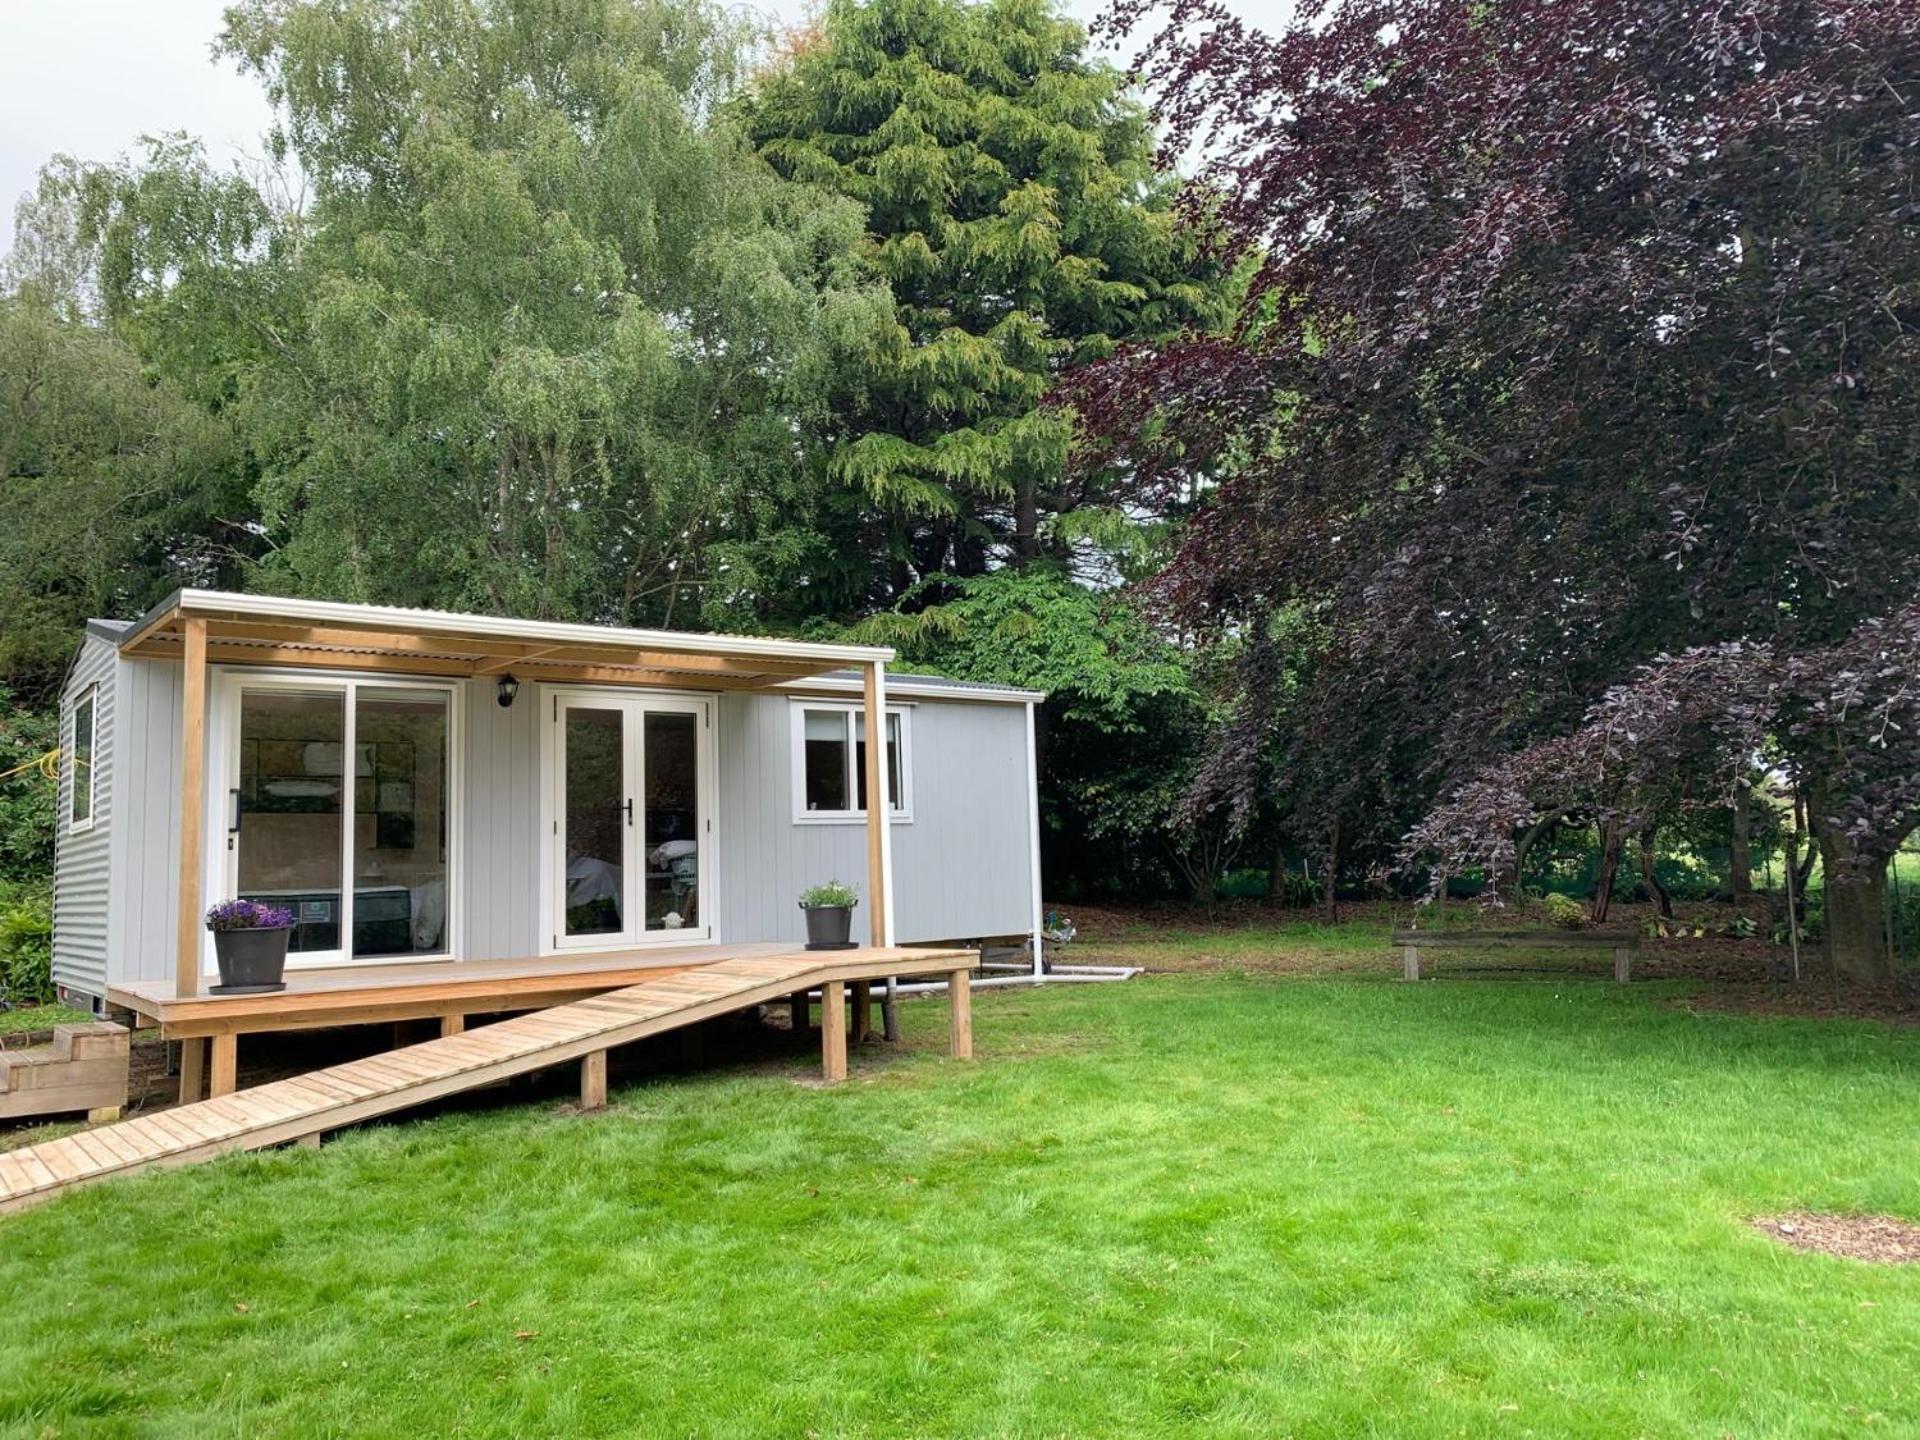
[
  {"x1": 205, "y1": 900, "x2": 297, "y2": 994},
  {"x1": 798, "y1": 880, "x2": 859, "y2": 950}
]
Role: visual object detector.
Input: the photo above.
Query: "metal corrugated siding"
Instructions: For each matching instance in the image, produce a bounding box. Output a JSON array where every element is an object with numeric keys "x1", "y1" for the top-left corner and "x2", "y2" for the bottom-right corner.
[
  {"x1": 714, "y1": 693, "x2": 1035, "y2": 947},
  {"x1": 109, "y1": 657, "x2": 183, "y2": 983},
  {"x1": 52, "y1": 636, "x2": 117, "y2": 1001},
  {"x1": 461, "y1": 679, "x2": 541, "y2": 959}
]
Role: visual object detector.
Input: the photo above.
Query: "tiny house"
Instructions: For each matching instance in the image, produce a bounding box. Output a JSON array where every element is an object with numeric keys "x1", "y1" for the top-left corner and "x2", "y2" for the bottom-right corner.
[{"x1": 52, "y1": 591, "x2": 1042, "y2": 1088}]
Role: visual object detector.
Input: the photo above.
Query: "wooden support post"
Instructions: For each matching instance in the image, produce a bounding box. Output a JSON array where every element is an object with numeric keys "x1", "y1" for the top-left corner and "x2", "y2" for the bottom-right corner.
[
  {"x1": 882, "y1": 976, "x2": 900, "y2": 1043},
  {"x1": 862, "y1": 662, "x2": 889, "y2": 948},
  {"x1": 580, "y1": 1050, "x2": 607, "y2": 1110},
  {"x1": 1613, "y1": 945, "x2": 1631, "y2": 983},
  {"x1": 176, "y1": 616, "x2": 208, "y2": 1000},
  {"x1": 88, "y1": 1106, "x2": 123, "y2": 1124},
  {"x1": 821, "y1": 980, "x2": 847, "y2": 1082},
  {"x1": 948, "y1": 968, "x2": 973, "y2": 1060},
  {"x1": 1401, "y1": 944, "x2": 1421, "y2": 981},
  {"x1": 296, "y1": 1133, "x2": 321, "y2": 1151},
  {"x1": 851, "y1": 980, "x2": 872, "y2": 1044},
  {"x1": 790, "y1": 990, "x2": 810, "y2": 1033},
  {"x1": 440, "y1": 1013, "x2": 466, "y2": 1038},
  {"x1": 209, "y1": 1034, "x2": 238, "y2": 1098},
  {"x1": 178, "y1": 1037, "x2": 206, "y2": 1103}
]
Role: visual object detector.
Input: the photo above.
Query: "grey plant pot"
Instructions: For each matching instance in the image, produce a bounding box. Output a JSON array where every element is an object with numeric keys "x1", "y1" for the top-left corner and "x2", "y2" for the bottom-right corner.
[
  {"x1": 801, "y1": 904, "x2": 855, "y2": 950},
  {"x1": 210, "y1": 925, "x2": 293, "y2": 993}
]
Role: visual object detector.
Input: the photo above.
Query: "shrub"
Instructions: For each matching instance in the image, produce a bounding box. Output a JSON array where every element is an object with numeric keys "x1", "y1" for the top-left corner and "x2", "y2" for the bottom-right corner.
[
  {"x1": 1543, "y1": 892, "x2": 1587, "y2": 930},
  {"x1": 0, "y1": 883, "x2": 54, "y2": 1006},
  {"x1": 799, "y1": 880, "x2": 859, "y2": 909},
  {"x1": 205, "y1": 899, "x2": 295, "y2": 930}
]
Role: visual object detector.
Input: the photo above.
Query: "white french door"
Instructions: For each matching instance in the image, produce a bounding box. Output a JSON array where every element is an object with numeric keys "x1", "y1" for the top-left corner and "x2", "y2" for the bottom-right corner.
[
  {"x1": 206, "y1": 670, "x2": 459, "y2": 973},
  {"x1": 545, "y1": 690, "x2": 714, "y2": 952}
]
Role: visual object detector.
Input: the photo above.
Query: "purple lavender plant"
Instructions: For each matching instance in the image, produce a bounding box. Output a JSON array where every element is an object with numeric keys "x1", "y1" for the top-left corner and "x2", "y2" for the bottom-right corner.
[{"x1": 205, "y1": 899, "x2": 296, "y2": 932}]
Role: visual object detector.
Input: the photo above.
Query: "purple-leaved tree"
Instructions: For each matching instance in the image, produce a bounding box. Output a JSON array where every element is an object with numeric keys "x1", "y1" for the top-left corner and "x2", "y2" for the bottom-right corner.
[{"x1": 1074, "y1": 0, "x2": 1920, "y2": 977}]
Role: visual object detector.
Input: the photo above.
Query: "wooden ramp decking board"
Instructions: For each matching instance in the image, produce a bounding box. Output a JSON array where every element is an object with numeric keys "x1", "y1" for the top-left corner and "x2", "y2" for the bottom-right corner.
[{"x1": 0, "y1": 947, "x2": 973, "y2": 1216}]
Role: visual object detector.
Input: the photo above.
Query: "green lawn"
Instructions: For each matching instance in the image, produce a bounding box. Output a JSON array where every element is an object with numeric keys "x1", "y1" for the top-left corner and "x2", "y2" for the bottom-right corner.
[
  {"x1": 2, "y1": 972, "x2": 1916, "y2": 1437},
  {"x1": 0, "y1": 1003, "x2": 91, "y2": 1039}
]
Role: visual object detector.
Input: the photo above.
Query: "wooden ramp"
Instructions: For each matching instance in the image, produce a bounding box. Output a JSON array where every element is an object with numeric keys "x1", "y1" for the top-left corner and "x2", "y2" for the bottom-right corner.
[{"x1": 0, "y1": 947, "x2": 973, "y2": 1216}]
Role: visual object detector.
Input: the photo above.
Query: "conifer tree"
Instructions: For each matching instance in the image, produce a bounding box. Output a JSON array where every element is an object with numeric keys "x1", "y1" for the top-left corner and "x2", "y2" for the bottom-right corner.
[{"x1": 743, "y1": 0, "x2": 1222, "y2": 607}]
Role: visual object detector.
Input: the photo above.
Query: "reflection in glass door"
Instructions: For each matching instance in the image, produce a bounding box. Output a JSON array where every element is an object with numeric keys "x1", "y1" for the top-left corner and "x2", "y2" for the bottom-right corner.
[
  {"x1": 223, "y1": 676, "x2": 456, "y2": 969},
  {"x1": 561, "y1": 705, "x2": 629, "y2": 940},
  {"x1": 644, "y1": 711, "x2": 700, "y2": 932},
  {"x1": 352, "y1": 688, "x2": 451, "y2": 958},
  {"x1": 550, "y1": 693, "x2": 710, "y2": 950},
  {"x1": 235, "y1": 687, "x2": 347, "y2": 959}
]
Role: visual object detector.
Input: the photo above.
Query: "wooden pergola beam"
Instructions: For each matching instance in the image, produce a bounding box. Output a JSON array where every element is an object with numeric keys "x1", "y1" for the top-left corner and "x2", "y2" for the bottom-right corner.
[
  {"x1": 176, "y1": 617, "x2": 207, "y2": 1003},
  {"x1": 863, "y1": 661, "x2": 890, "y2": 948},
  {"x1": 146, "y1": 641, "x2": 803, "y2": 692},
  {"x1": 130, "y1": 617, "x2": 832, "y2": 678}
]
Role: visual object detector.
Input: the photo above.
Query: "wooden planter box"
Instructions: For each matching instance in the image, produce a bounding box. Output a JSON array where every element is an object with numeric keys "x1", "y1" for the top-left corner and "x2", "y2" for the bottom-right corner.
[{"x1": 1, "y1": 1022, "x2": 130, "y2": 1123}]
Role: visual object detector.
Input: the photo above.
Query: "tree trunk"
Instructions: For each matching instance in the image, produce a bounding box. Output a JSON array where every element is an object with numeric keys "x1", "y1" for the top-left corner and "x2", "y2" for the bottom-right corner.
[
  {"x1": 1013, "y1": 472, "x2": 1040, "y2": 564},
  {"x1": 1323, "y1": 820, "x2": 1341, "y2": 921},
  {"x1": 1637, "y1": 827, "x2": 1673, "y2": 918},
  {"x1": 1590, "y1": 819, "x2": 1623, "y2": 924},
  {"x1": 1267, "y1": 838, "x2": 1287, "y2": 903},
  {"x1": 1814, "y1": 821, "x2": 1894, "y2": 983},
  {"x1": 1510, "y1": 807, "x2": 1569, "y2": 899},
  {"x1": 1728, "y1": 779, "x2": 1753, "y2": 900}
]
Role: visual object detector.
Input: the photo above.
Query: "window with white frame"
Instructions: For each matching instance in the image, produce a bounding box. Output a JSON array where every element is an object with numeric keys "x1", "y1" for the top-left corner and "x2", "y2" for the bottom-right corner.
[
  {"x1": 69, "y1": 685, "x2": 97, "y2": 829},
  {"x1": 792, "y1": 702, "x2": 910, "y2": 822}
]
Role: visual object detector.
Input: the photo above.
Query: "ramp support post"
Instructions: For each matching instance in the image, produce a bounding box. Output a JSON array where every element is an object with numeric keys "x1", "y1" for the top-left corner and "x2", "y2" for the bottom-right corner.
[
  {"x1": 581, "y1": 1050, "x2": 607, "y2": 1110},
  {"x1": 822, "y1": 981, "x2": 847, "y2": 1082}
]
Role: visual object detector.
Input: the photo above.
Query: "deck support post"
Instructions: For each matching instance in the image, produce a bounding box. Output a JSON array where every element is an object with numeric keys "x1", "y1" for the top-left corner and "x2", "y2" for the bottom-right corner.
[
  {"x1": 851, "y1": 980, "x2": 872, "y2": 1044},
  {"x1": 209, "y1": 1034, "x2": 237, "y2": 1098},
  {"x1": 176, "y1": 616, "x2": 208, "y2": 1001},
  {"x1": 822, "y1": 980, "x2": 847, "y2": 1082},
  {"x1": 789, "y1": 990, "x2": 810, "y2": 1033},
  {"x1": 862, "y1": 661, "x2": 892, "y2": 948},
  {"x1": 440, "y1": 1013, "x2": 465, "y2": 1038},
  {"x1": 178, "y1": 1038, "x2": 206, "y2": 1103},
  {"x1": 948, "y1": 968, "x2": 973, "y2": 1060},
  {"x1": 296, "y1": 1133, "x2": 321, "y2": 1151},
  {"x1": 882, "y1": 976, "x2": 900, "y2": 1043},
  {"x1": 581, "y1": 1050, "x2": 607, "y2": 1110}
]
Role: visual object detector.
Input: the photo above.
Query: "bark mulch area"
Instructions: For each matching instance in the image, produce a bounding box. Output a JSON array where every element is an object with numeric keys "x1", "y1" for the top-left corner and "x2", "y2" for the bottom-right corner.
[{"x1": 1754, "y1": 1213, "x2": 1920, "y2": 1265}]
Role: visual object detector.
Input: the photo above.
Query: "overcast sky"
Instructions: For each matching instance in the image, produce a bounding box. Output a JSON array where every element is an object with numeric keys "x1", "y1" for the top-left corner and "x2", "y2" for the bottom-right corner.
[{"x1": 0, "y1": 0, "x2": 1287, "y2": 258}]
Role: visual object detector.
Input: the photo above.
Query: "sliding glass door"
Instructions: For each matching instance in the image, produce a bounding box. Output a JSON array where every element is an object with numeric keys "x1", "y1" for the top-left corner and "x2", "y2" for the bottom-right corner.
[
  {"x1": 550, "y1": 692, "x2": 712, "y2": 951},
  {"x1": 216, "y1": 673, "x2": 455, "y2": 970}
]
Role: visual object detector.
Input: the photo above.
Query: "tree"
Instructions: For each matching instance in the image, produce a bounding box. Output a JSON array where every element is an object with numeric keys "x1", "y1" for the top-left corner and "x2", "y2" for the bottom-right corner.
[
  {"x1": 743, "y1": 0, "x2": 1225, "y2": 611},
  {"x1": 1080, "y1": 0, "x2": 1920, "y2": 977},
  {"x1": 0, "y1": 291, "x2": 243, "y2": 698},
  {"x1": 849, "y1": 567, "x2": 1223, "y2": 897}
]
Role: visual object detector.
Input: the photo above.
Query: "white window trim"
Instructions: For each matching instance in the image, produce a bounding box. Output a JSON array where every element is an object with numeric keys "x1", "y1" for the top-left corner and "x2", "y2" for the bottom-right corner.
[
  {"x1": 68, "y1": 683, "x2": 98, "y2": 833},
  {"x1": 202, "y1": 667, "x2": 464, "y2": 974},
  {"x1": 789, "y1": 698, "x2": 913, "y2": 825}
]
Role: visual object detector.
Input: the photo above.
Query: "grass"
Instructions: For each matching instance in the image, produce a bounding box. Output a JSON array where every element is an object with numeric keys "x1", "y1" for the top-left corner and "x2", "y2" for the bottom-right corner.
[
  {"x1": 0, "y1": 1003, "x2": 91, "y2": 1039},
  {"x1": 2, "y1": 967, "x2": 1917, "y2": 1437}
]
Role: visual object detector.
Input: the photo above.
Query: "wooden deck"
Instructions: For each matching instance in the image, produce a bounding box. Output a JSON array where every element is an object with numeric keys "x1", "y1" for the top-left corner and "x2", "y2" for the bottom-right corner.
[
  {"x1": 4, "y1": 946, "x2": 975, "y2": 1216},
  {"x1": 108, "y1": 943, "x2": 808, "y2": 1039}
]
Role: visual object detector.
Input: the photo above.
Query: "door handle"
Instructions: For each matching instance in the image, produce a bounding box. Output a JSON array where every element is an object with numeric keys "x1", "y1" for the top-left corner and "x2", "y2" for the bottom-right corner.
[
  {"x1": 625, "y1": 798, "x2": 635, "y2": 827},
  {"x1": 228, "y1": 788, "x2": 242, "y2": 851}
]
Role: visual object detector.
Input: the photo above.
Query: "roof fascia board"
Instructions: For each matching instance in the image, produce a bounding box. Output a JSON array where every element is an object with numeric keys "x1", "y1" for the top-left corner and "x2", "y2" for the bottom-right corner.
[{"x1": 118, "y1": 589, "x2": 894, "y2": 667}]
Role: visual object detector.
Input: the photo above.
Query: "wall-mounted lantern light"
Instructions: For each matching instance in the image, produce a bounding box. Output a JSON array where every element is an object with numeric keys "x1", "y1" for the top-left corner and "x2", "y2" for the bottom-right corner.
[{"x1": 496, "y1": 675, "x2": 521, "y2": 709}]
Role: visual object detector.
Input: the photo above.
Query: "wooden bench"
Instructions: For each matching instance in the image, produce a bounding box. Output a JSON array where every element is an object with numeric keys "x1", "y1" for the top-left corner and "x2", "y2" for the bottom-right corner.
[
  {"x1": 1, "y1": 1022, "x2": 130, "y2": 1122},
  {"x1": 1392, "y1": 929, "x2": 1638, "y2": 983}
]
